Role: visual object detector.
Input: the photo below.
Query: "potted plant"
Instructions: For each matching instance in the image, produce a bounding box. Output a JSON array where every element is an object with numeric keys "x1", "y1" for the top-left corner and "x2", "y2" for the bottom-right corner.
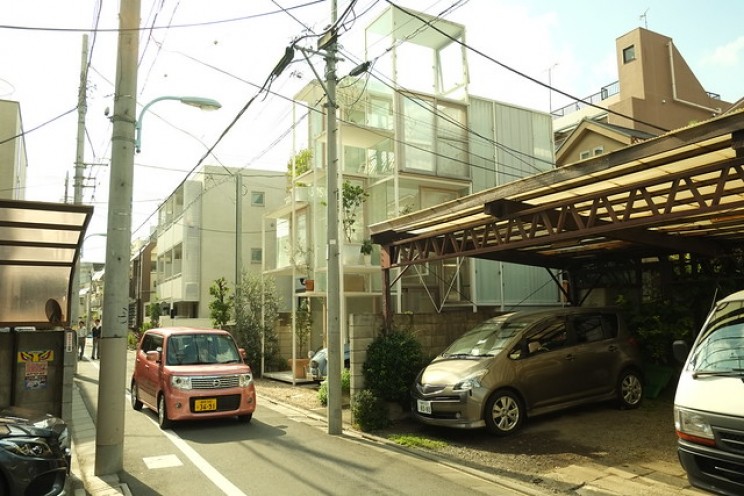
[
  {"x1": 292, "y1": 245, "x2": 314, "y2": 292},
  {"x1": 360, "y1": 239, "x2": 373, "y2": 265},
  {"x1": 290, "y1": 297, "x2": 313, "y2": 378},
  {"x1": 341, "y1": 180, "x2": 368, "y2": 244}
]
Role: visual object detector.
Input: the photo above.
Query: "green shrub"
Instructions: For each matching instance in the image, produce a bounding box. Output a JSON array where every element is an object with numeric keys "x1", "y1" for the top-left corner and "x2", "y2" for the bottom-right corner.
[
  {"x1": 351, "y1": 389, "x2": 390, "y2": 432},
  {"x1": 362, "y1": 329, "x2": 425, "y2": 406},
  {"x1": 318, "y1": 368, "x2": 351, "y2": 406}
]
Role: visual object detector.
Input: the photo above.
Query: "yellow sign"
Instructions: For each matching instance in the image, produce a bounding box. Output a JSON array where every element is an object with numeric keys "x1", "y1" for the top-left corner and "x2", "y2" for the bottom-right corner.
[{"x1": 18, "y1": 350, "x2": 54, "y2": 362}]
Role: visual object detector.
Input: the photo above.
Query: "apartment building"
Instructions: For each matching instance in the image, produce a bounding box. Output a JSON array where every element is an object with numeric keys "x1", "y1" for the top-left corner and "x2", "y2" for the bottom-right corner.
[
  {"x1": 553, "y1": 27, "x2": 733, "y2": 166},
  {"x1": 0, "y1": 100, "x2": 27, "y2": 200},
  {"x1": 154, "y1": 165, "x2": 285, "y2": 326}
]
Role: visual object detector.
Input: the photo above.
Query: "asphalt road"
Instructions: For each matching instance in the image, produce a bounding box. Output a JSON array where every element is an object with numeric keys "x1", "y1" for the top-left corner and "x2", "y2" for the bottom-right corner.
[{"x1": 73, "y1": 353, "x2": 542, "y2": 496}]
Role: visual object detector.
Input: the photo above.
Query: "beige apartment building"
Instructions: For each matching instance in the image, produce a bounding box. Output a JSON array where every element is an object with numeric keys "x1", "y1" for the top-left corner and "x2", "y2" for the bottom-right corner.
[
  {"x1": 153, "y1": 165, "x2": 286, "y2": 327},
  {"x1": 0, "y1": 100, "x2": 27, "y2": 200},
  {"x1": 554, "y1": 27, "x2": 734, "y2": 166}
]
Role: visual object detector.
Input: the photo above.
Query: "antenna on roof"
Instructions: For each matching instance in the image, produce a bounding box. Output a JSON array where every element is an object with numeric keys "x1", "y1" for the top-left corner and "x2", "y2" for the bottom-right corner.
[{"x1": 639, "y1": 8, "x2": 649, "y2": 29}]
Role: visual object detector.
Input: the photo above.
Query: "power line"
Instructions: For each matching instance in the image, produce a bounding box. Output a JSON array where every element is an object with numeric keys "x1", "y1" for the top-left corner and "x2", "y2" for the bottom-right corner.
[
  {"x1": 383, "y1": 0, "x2": 670, "y2": 134},
  {"x1": 0, "y1": 0, "x2": 327, "y2": 33}
]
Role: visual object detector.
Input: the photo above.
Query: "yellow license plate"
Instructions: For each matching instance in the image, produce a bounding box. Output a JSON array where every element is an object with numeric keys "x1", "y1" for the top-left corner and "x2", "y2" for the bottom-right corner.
[{"x1": 194, "y1": 398, "x2": 217, "y2": 412}]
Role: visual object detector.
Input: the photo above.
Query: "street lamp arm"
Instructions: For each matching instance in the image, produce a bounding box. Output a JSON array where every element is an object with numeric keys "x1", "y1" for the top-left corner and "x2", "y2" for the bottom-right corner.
[{"x1": 134, "y1": 96, "x2": 222, "y2": 153}]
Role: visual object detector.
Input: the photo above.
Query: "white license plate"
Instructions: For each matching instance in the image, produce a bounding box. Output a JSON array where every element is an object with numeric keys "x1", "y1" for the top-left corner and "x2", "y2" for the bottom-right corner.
[{"x1": 417, "y1": 399, "x2": 432, "y2": 415}]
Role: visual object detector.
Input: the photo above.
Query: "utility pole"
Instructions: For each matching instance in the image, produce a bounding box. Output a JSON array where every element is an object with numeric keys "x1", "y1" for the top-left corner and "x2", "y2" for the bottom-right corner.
[
  {"x1": 324, "y1": 0, "x2": 342, "y2": 435},
  {"x1": 70, "y1": 34, "x2": 88, "y2": 326},
  {"x1": 96, "y1": 0, "x2": 140, "y2": 475}
]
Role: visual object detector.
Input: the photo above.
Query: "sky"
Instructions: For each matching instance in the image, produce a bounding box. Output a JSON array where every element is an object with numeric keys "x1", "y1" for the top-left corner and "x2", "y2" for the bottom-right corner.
[{"x1": 2, "y1": 0, "x2": 742, "y2": 263}]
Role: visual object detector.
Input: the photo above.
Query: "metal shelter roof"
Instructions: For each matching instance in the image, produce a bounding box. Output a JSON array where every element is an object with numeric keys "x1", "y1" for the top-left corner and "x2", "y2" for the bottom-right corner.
[
  {"x1": 370, "y1": 110, "x2": 744, "y2": 272},
  {"x1": 0, "y1": 200, "x2": 94, "y2": 327}
]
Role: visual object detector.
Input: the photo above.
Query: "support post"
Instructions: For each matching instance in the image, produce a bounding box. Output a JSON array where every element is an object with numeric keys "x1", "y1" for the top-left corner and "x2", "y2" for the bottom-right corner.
[
  {"x1": 325, "y1": 0, "x2": 342, "y2": 435},
  {"x1": 95, "y1": 0, "x2": 139, "y2": 475}
]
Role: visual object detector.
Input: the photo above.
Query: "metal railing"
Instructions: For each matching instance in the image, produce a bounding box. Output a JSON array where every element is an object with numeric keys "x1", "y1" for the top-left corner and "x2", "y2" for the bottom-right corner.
[{"x1": 551, "y1": 81, "x2": 619, "y2": 118}]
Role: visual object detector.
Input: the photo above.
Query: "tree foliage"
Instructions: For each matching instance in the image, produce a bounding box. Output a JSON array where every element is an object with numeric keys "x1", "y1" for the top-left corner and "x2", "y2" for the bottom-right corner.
[
  {"x1": 209, "y1": 277, "x2": 232, "y2": 329},
  {"x1": 362, "y1": 329, "x2": 426, "y2": 406},
  {"x1": 232, "y1": 271, "x2": 281, "y2": 376}
]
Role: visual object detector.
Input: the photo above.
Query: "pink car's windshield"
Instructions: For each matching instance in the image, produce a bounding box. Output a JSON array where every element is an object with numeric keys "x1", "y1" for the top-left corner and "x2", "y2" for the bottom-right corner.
[{"x1": 165, "y1": 333, "x2": 241, "y2": 365}]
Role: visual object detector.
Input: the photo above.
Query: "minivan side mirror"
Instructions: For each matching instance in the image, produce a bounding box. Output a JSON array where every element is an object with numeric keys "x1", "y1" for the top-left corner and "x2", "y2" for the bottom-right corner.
[
  {"x1": 146, "y1": 350, "x2": 160, "y2": 363},
  {"x1": 672, "y1": 339, "x2": 690, "y2": 364},
  {"x1": 239, "y1": 348, "x2": 247, "y2": 361}
]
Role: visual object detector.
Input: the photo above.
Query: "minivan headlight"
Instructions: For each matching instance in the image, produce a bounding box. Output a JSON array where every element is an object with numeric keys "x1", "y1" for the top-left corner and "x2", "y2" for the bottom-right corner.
[
  {"x1": 674, "y1": 407, "x2": 715, "y2": 446},
  {"x1": 238, "y1": 373, "x2": 253, "y2": 387},
  {"x1": 171, "y1": 375, "x2": 192, "y2": 390},
  {"x1": 453, "y1": 370, "x2": 488, "y2": 391}
]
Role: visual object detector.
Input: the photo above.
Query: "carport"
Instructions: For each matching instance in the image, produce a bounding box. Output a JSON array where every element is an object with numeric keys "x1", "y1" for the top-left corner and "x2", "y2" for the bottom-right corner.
[{"x1": 370, "y1": 110, "x2": 744, "y2": 321}]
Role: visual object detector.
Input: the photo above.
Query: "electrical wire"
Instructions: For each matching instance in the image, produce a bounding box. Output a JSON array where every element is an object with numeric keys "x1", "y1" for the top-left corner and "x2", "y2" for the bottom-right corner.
[{"x1": 382, "y1": 0, "x2": 670, "y2": 134}]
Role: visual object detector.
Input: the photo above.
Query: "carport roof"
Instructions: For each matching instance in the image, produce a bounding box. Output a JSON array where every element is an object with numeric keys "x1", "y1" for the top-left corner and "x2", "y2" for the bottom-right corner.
[
  {"x1": 370, "y1": 110, "x2": 744, "y2": 270},
  {"x1": 0, "y1": 200, "x2": 93, "y2": 327}
]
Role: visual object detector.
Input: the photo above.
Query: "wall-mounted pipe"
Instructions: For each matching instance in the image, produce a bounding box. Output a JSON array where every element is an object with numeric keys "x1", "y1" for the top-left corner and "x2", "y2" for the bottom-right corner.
[{"x1": 668, "y1": 42, "x2": 721, "y2": 115}]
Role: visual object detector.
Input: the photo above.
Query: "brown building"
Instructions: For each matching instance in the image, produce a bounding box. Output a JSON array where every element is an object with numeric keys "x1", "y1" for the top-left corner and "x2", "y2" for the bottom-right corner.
[{"x1": 554, "y1": 27, "x2": 735, "y2": 166}]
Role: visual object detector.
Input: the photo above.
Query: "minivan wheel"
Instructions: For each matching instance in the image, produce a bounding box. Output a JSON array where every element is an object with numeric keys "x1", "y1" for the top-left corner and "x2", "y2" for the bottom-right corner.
[
  {"x1": 130, "y1": 381, "x2": 143, "y2": 411},
  {"x1": 484, "y1": 390, "x2": 524, "y2": 436},
  {"x1": 157, "y1": 395, "x2": 172, "y2": 429},
  {"x1": 617, "y1": 369, "x2": 643, "y2": 409}
]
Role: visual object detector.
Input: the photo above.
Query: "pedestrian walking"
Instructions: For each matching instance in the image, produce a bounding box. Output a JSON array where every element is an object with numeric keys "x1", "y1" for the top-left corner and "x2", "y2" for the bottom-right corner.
[
  {"x1": 77, "y1": 320, "x2": 87, "y2": 360},
  {"x1": 91, "y1": 318, "x2": 102, "y2": 359}
]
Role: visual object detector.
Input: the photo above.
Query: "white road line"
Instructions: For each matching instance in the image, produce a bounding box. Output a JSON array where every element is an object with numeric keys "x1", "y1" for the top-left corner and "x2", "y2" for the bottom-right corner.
[{"x1": 125, "y1": 390, "x2": 248, "y2": 496}]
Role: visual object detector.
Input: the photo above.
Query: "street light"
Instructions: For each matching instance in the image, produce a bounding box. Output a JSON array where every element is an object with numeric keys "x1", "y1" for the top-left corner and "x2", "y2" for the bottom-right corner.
[{"x1": 134, "y1": 96, "x2": 222, "y2": 153}]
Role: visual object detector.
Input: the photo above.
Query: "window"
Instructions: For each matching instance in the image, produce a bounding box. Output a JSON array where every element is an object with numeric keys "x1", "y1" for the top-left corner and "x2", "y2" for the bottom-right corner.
[
  {"x1": 574, "y1": 315, "x2": 606, "y2": 343},
  {"x1": 251, "y1": 191, "x2": 265, "y2": 207},
  {"x1": 593, "y1": 146, "x2": 604, "y2": 156},
  {"x1": 623, "y1": 45, "x2": 636, "y2": 63},
  {"x1": 579, "y1": 150, "x2": 591, "y2": 160},
  {"x1": 250, "y1": 248, "x2": 262, "y2": 264}
]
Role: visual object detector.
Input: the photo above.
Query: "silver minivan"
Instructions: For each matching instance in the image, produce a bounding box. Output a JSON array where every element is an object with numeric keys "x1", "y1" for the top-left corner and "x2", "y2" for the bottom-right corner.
[
  {"x1": 673, "y1": 290, "x2": 744, "y2": 496},
  {"x1": 411, "y1": 307, "x2": 644, "y2": 436}
]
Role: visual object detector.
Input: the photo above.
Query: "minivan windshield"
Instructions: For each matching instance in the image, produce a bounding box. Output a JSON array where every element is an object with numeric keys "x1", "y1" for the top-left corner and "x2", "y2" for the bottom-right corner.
[
  {"x1": 689, "y1": 301, "x2": 744, "y2": 373},
  {"x1": 166, "y1": 333, "x2": 242, "y2": 365},
  {"x1": 442, "y1": 316, "x2": 531, "y2": 358}
]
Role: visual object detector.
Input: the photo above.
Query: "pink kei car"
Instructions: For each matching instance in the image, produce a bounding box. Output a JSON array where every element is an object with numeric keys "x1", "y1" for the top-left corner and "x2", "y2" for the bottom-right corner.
[{"x1": 130, "y1": 327, "x2": 256, "y2": 429}]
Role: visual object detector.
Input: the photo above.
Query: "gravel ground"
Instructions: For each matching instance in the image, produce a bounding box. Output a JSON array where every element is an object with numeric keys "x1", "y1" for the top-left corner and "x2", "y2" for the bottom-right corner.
[{"x1": 255, "y1": 377, "x2": 679, "y2": 485}]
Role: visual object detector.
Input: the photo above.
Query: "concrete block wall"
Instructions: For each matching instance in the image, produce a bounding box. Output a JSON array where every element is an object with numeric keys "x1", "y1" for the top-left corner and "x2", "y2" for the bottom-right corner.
[{"x1": 347, "y1": 309, "x2": 500, "y2": 404}]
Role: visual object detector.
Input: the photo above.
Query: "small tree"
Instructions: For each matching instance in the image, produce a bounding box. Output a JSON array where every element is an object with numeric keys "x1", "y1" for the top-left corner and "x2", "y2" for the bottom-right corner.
[
  {"x1": 286, "y1": 148, "x2": 312, "y2": 190},
  {"x1": 342, "y1": 180, "x2": 368, "y2": 243},
  {"x1": 148, "y1": 301, "x2": 162, "y2": 327},
  {"x1": 233, "y1": 271, "x2": 281, "y2": 376},
  {"x1": 362, "y1": 328, "x2": 426, "y2": 407},
  {"x1": 209, "y1": 277, "x2": 232, "y2": 329},
  {"x1": 295, "y1": 297, "x2": 312, "y2": 357}
]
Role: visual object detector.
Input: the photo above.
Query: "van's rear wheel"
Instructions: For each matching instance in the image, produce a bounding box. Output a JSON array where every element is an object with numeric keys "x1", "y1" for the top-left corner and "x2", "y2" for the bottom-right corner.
[
  {"x1": 484, "y1": 390, "x2": 524, "y2": 436},
  {"x1": 617, "y1": 369, "x2": 643, "y2": 409},
  {"x1": 157, "y1": 395, "x2": 172, "y2": 429}
]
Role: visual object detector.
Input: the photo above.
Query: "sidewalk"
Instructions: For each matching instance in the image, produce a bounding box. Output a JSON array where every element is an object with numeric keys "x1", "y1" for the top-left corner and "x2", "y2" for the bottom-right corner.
[{"x1": 69, "y1": 359, "x2": 130, "y2": 496}]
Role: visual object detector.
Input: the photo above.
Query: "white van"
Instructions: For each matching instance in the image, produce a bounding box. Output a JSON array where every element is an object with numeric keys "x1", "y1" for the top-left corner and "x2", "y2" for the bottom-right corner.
[{"x1": 673, "y1": 289, "x2": 744, "y2": 496}]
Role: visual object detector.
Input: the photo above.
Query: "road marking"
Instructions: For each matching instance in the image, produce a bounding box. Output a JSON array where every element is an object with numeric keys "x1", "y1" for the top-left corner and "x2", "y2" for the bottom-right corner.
[{"x1": 125, "y1": 391, "x2": 249, "y2": 496}]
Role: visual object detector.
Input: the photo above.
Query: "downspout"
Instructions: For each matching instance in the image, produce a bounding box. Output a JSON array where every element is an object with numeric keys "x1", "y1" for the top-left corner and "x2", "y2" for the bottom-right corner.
[{"x1": 668, "y1": 42, "x2": 721, "y2": 115}]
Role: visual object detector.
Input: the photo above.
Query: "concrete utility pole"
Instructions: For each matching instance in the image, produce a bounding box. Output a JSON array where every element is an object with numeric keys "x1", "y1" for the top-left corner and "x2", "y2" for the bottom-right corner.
[
  {"x1": 96, "y1": 0, "x2": 140, "y2": 475},
  {"x1": 70, "y1": 34, "x2": 88, "y2": 326},
  {"x1": 324, "y1": 0, "x2": 342, "y2": 435}
]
